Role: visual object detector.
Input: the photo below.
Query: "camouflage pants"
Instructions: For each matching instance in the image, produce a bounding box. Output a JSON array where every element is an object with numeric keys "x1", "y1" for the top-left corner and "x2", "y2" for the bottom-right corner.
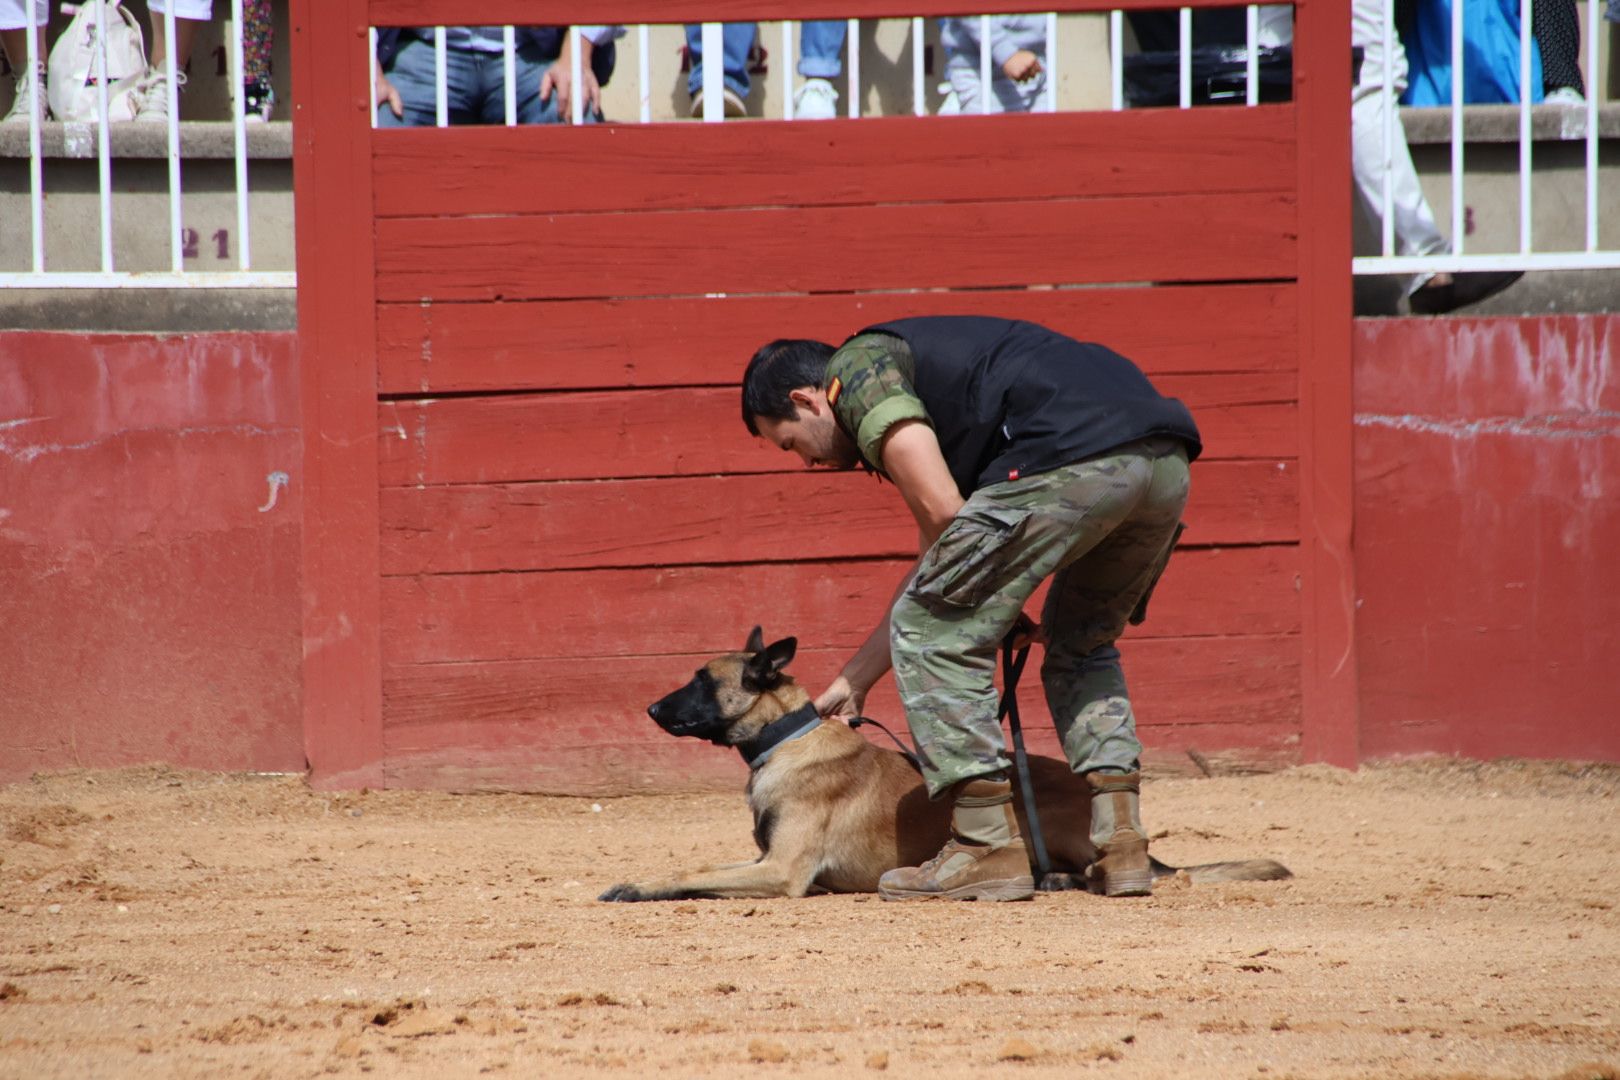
[{"x1": 890, "y1": 438, "x2": 1190, "y2": 799}]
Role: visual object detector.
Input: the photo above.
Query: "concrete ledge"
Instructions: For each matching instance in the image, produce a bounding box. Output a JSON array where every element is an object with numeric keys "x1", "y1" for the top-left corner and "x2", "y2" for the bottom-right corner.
[
  {"x1": 0, "y1": 288, "x2": 296, "y2": 331},
  {"x1": 1402, "y1": 102, "x2": 1620, "y2": 144},
  {"x1": 0, "y1": 120, "x2": 292, "y2": 160}
]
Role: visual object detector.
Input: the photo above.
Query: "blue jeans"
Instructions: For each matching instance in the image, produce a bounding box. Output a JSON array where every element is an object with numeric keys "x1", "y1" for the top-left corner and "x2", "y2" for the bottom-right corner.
[
  {"x1": 798, "y1": 20, "x2": 847, "y2": 79},
  {"x1": 684, "y1": 23, "x2": 757, "y2": 98},
  {"x1": 377, "y1": 35, "x2": 599, "y2": 126}
]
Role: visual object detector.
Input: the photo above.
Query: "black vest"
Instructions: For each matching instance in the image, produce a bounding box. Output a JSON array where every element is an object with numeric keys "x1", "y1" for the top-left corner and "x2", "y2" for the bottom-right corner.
[{"x1": 854, "y1": 317, "x2": 1202, "y2": 497}]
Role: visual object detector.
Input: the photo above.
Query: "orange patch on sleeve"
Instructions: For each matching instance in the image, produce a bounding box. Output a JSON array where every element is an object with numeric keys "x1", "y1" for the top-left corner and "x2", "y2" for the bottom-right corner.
[{"x1": 826, "y1": 377, "x2": 842, "y2": 406}]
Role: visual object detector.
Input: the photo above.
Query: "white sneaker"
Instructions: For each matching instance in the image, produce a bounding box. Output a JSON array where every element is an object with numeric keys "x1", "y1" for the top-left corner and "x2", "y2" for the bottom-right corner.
[
  {"x1": 1544, "y1": 86, "x2": 1585, "y2": 108},
  {"x1": 3, "y1": 67, "x2": 47, "y2": 124},
  {"x1": 134, "y1": 69, "x2": 187, "y2": 121},
  {"x1": 793, "y1": 77, "x2": 839, "y2": 120}
]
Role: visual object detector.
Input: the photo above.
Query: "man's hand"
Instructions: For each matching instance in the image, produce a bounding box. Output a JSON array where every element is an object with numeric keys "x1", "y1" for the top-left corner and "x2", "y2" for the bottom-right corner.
[
  {"x1": 540, "y1": 54, "x2": 602, "y2": 121},
  {"x1": 1002, "y1": 49, "x2": 1043, "y2": 83},
  {"x1": 373, "y1": 60, "x2": 402, "y2": 119},
  {"x1": 814, "y1": 675, "x2": 868, "y2": 725}
]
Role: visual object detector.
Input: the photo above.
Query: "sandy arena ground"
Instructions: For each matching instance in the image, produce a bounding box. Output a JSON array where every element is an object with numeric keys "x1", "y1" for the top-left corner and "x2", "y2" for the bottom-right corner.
[{"x1": 1, "y1": 758, "x2": 1617, "y2": 1079}]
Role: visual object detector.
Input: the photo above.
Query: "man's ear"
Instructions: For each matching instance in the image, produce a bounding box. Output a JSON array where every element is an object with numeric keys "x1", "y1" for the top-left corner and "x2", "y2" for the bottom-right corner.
[
  {"x1": 744, "y1": 626, "x2": 766, "y2": 654},
  {"x1": 787, "y1": 386, "x2": 822, "y2": 416},
  {"x1": 742, "y1": 636, "x2": 798, "y2": 691}
]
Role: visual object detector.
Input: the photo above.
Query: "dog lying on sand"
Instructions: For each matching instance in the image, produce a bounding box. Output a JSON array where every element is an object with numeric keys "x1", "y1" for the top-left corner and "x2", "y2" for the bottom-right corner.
[{"x1": 599, "y1": 628, "x2": 1290, "y2": 902}]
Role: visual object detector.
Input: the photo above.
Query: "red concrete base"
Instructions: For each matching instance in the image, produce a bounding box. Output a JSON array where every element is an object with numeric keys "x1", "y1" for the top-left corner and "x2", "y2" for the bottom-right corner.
[
  {"x1": 0, "y1": 333, "x2": 304, "y2": 781},
  {"x1": 1353, "y1": 316, "x2": 1620, "y2": 763}
]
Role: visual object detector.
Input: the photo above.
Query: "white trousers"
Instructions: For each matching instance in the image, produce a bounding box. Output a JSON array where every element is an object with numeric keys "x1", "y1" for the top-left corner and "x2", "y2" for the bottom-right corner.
[
  {"x1": 147, "y1": 0, "x2": 214, "y2": 18},
  {"x1": 1351, "y1": 0, "x2": 1449, "y2": 271},
  {"x1": 0, "y1": 0, "x2": 48, "y2": 32}
]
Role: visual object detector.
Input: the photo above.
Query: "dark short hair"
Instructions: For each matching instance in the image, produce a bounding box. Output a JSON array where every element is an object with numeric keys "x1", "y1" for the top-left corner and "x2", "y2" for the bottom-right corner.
[{"x1": 740, "y1": 339, "x2": 836, "y2": 436}]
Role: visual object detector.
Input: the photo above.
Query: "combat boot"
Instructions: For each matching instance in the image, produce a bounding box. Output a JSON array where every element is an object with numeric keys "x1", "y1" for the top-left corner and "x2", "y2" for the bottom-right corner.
[
  {"x1": 878, "y1": 777, "x2": 1035, "y2": 902},
  {"x1": 1086, "y1": 770, "x2": 1152, "y2": 897}
]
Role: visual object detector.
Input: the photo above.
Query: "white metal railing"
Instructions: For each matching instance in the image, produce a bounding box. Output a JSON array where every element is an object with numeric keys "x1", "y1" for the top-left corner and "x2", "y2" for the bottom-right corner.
[
  {"x1": 364, "y1": 11, "x2": 1284, "y2": 130},
  {"x1": 0, "y1": 1, "x2": 289, "y2": 290},
  {"x1": 1351, "y1": 0, "x2": 1617, "y2": 276}
]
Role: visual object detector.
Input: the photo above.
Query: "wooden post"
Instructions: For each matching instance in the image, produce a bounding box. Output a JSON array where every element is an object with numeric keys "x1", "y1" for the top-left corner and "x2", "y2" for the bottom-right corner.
[
  {"x1": 291, "y1": 0, "x2": 386, "y2": 788},
  {"x1": 1292, "y1": 0, "x2": 1360, "y2": 767}
]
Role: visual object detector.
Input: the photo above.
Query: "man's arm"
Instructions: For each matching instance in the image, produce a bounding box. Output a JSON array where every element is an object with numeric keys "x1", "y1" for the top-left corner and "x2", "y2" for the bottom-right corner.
[{"x1": 814, "y1": 420, "x2": 965, "y2": 721}]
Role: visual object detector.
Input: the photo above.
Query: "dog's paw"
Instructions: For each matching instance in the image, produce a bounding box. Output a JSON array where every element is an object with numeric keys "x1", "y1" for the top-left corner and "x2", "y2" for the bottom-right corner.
[{"x1": 597, "y1": 883, "x2": 649, "y2": 902}]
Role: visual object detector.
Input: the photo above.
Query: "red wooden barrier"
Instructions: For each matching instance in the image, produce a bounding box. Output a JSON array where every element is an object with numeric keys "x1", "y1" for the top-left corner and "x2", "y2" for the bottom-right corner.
[{"x1": 295, "y1": 0, "x2": 1354, "y2": 790}]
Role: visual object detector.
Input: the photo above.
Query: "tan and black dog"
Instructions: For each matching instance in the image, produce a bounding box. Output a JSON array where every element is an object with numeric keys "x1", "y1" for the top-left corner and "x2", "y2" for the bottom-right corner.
[{"x1": 598, "y1": 628, "x2": 1290, "y2": 902}]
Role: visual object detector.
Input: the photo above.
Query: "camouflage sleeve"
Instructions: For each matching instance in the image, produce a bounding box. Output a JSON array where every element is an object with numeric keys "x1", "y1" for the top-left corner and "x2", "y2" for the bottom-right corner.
[{"x1": 825, "y1": 333, "x2": 931, "y2": 472}]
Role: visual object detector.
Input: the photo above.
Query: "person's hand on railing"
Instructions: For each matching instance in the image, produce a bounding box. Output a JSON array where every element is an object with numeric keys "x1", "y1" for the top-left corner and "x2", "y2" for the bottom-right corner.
[
  {"x1": 372, "y1": 58, "x2": 402, "y2": 120},
  {"x1": 1002, "y1": 49, "x2": 1043, "y2": 84}
]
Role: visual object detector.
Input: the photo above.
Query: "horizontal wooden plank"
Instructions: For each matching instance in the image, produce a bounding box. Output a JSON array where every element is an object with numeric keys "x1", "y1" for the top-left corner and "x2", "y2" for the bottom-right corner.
[
  {"x1": 371, "y1": 0, "x2": 1286, "y2": 25},
  {"x1": 374, "y1": 193, "x2": 1297, "y2": 302},
  {"x1": 379, "y1": 460, "x2": 1299, "y2": 575},
  {"x1": 375, "y1": 108, "x2": 1295, "y2": 218},
  {"x1": 377, "y1": 285, "x2": 1299, "y2": 394},
  {"x1": 377, "y1": 373, "x2": 1298, "y2": 486},
  {"x1": 380, "y1": 634, "x2": 1300, "y2": 793},
  {"x1": 378, "y1": 545, "x2": 1301, "y2": 665}
]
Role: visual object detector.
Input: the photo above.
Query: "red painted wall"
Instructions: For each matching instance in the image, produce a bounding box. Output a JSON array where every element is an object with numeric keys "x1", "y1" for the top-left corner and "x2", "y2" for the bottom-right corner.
[
  {"x1": 1, "y1": 316, "x2": 1615, "y2": 786},
  {"x1": 1353, "y1": 316, "x2": 1620, "y2": 763},
  {"x1": 0, "y1": 332, "x2": 304, "y2": 781}
]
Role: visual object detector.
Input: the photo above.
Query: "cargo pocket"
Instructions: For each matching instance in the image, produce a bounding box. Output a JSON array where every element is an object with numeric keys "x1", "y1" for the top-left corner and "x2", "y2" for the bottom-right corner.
[{"x1": 912, "y1": 505, "x2": 1032, "y2": 609}]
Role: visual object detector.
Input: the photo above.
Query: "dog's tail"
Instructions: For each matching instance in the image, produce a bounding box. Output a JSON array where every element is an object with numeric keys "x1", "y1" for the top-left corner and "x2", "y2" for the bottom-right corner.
[
  {"x1": 1150, "y1": 856, "x2": 1292, "y2": 883},
  {"x1": 1036, "y1": 856, "x2": 1291, "y2": 892}
]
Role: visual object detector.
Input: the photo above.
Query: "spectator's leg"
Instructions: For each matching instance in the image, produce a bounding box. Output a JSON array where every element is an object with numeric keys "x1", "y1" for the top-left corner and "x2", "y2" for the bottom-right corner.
[
  {"x1": 1350, "y1": 0, "x2": 1447, "y2": 289},
  {"x1": 1533, "y1": 0, "x2": 1585, "y2": 98},
  {"x1": 684, "y1": 22, "x2": 757, "y2": 99},
  {"x1": 943, "y1": 60, "x2": 983, "y2": 114},
  {"x1": 797, "y1": 19, "x2": 847, "y2": 78},
  {"x1": 148, "y1": 0, "x2": 208, "y2": 71},
  {"x1": 508, "y1": 43, "x2": 603, "y2": 125},
  {"x1": 376, "y1": 36, "x2": 455, "y2": 127}
]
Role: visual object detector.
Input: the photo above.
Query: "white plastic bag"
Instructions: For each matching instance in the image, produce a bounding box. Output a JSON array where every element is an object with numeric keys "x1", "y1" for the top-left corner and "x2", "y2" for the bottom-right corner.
[{"x1": 47, "y1": 1, "x2": 148, "y2": 123}]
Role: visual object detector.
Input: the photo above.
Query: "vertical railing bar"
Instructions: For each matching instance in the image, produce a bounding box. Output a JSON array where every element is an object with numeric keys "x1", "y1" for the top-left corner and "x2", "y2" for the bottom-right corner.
[
  {"x1": 163, "y1": 0, "x2": 181, "y2": 272},
  {"x1": 1381, "y1": 0, "x2": 1395, "y2": 257},
  {"x1": 570, "y1": 26, "x2": 584, "y2": 124},
  {"x1": 1110, "y1": 9, "x2": 1122, "y2": 110},
  {"x1": 1518, "y1": 0, "x2": 1531, "y2": 253},
  {"x1": 638, "y1": 23, "x2": 651, "y2": 123},
  {"x1": 231, "y1": 0, "x2": 251, "y2": 270},
  {"x1": 912, "y1": 15, "x2": 925, "y2": 115},
  {"x1": 1045, "y1": 11, "x2": 1058, "y2": 112},
  {"x1": 847, "y1": 17, "x2": 860, "y2": 117},
  {"x1": 1245, "y1": 4, "x2": 1258, "y2": 105},
  {"x1": 702, "y1": 21, "x2": 723, "y2": 121},
  {"x1": 979, "y1": 14, "x2": 991, "y2": 114},
  {"x1": 434, "y1": 26, "x2": 447, "y2": 127},
  {"x1": 369, "y1": 26, "x2": 379, "y2": 129},
  {"x1": 783, "y1": 21, "x2": 794, "y2": 119},
  {"x1": 94, "y1": 0, "x2": 114, "y2": 272},
  {"x1": 25, "y1": 0, "x2": 44, "y2": 271},
  {"x1": 1585, "y1": 0, "x2": 1598, "y2": 251},
  {"x1": 1451, "y1": 0, "x2": 1464, "y2": 252},
  {"x1": 503, "y1": 26, "x2": 516, "y2": 126},
  {"x1": 1178, "y1": 6, "x2": 1191, "y2": 109}
]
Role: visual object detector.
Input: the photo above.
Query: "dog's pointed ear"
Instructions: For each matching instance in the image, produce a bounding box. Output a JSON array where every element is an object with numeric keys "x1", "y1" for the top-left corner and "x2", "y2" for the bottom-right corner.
[
  {"x1": 742, "y1": 636, "x2": 797, "y2": 691},
  {"x1": 744, "y1": 626, "x2": 766, "y2": 654}
]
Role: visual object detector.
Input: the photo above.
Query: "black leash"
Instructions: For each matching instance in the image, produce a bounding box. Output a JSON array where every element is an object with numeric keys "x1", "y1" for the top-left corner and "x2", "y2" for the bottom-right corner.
[
  {"x1": 849, "y1": 716, "x2": 923, "y2": 771},
  {"x1": 852, "y1": 629, "x2": 1053, "y2": 885},
  {"x1": 999, "y1": 632, "x2": 1053, "y2": 884}
]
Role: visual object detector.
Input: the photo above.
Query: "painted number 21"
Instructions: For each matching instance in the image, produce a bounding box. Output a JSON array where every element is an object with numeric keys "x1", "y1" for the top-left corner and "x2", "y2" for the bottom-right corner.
[{"x1": 181, "y1": 228, "x2": 232, "y2": 260}]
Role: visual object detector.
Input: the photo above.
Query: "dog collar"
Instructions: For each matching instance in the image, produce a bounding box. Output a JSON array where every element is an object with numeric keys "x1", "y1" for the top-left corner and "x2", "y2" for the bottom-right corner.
[{"x1": 737, "y1": 702, "x2": 822, "y2": 771}]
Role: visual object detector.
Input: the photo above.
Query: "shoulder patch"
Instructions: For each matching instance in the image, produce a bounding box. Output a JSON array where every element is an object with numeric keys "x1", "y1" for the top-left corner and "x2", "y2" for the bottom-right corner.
[{"x1": 826, "y1": 376, "x2": 842, "y2": 406}]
